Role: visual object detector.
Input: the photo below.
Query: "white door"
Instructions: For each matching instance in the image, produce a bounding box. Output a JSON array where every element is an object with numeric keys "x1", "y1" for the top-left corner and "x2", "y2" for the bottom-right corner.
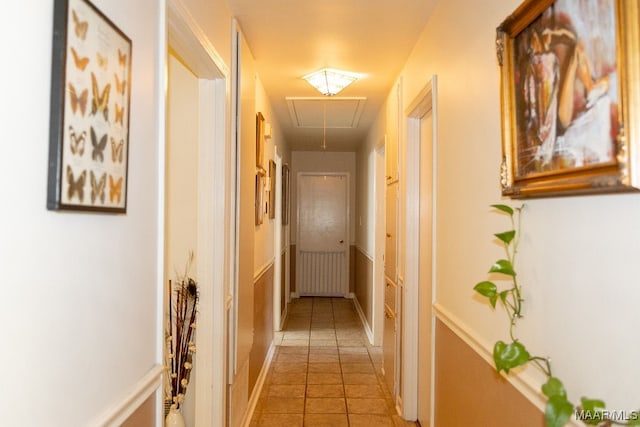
[{"x1": 297, "y1": 173, "x2": 349, "y2": 296}]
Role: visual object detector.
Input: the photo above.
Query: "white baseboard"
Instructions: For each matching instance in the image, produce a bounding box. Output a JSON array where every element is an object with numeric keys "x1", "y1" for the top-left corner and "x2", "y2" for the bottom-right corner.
[
  {"x1": 90, "y1": 364, "x2": 163, "y2": 427},
  {"x1": 279, "y1": 306, "x2": 288, "y2": 330},
  {"x1": 352, "y1": 295, "x2": 374, "y2": 344},
  {"x1": 241, "y1": 342, "x2": 276, "y2": 427}
]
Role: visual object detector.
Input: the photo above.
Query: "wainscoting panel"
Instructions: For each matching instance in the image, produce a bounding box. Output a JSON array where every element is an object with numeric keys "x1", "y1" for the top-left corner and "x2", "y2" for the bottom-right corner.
[
  {"x1": 354, "y1": 247, "x2": 373, "y2": 327},
  {"x1": 121, "y1": 393, "x2": 156, "y2": 427},
  {"x1": 281, "y1": 251, "x2": 286, "y2": 316},
  {"x1": 249, "y1": 264, "x2": 274, "y2": 394},
  {"x1": 434, "y1": 319, "x2": 544, "y2": 426},
  {"x1": 290, "y1": 244, "x2": 296, "y2": 293}
]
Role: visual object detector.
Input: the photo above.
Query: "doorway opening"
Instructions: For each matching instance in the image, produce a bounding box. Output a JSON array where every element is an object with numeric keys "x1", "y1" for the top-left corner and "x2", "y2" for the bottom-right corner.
[
  {"x1": 166, "y1": 2, "x2": 231, "y2": 425},
  {"x1": 403, "y1": 76, "x2": 437, "y2": 425}
]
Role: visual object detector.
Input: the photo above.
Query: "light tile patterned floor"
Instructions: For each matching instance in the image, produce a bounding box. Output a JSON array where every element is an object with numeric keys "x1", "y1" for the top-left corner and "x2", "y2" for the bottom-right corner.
[{"x1": 250, "y1": 297, "x2": 416, "y2": 427}]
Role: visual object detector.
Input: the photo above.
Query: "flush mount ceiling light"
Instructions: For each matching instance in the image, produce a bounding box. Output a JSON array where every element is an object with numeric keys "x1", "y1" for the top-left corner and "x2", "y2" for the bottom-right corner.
[{"x1": 302, "y1": 68, "x2": 363, "y2": 96}]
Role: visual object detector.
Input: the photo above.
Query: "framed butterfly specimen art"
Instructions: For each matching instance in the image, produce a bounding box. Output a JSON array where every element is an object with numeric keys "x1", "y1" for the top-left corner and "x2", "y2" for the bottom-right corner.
[{"x1": 47, "y1": 0, "x2": 132, "y2": 213}]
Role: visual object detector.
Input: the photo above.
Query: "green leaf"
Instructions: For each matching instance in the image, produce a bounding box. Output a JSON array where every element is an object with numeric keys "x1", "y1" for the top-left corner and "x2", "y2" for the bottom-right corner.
[
  {"x1": 580, "y1": 397, "x2": 605, "y2": 413},
  {"x1": 474, "y1": 281, "x2": 497, "y2": 308},
  {"x1": 474, "y1": 281, "x2": 497, "y2": 298},
  {"x1": 493, "y1": 340, "x2": 530, "y2": 374},
  {"x1": 491, "y1": 204, "x2": 514, "y2": 216},
  {"x1": 545, "y1": 395, "x2": 574, "y2": 427},
  {"x1": 628, "y1": 411, "x2": 640, "y2": 425},
  {"x1": 580, "y1": 397, "x2": 606, "y2": 425},
  {"x1": 489, "y1": 259, "x2": 516, "y2": 276},
  {"x1": 499, "y1": 290, "x2": 510, "y2": 304},
  {"x1": 541, "y1": 377, "x2": 566, "y2": 399},
  {"x1": 495, "y1": 230, "x2": 516, "y2": 244},
  {"x1": 489, "y1": 294, "x2": 498, "y2": 308}
]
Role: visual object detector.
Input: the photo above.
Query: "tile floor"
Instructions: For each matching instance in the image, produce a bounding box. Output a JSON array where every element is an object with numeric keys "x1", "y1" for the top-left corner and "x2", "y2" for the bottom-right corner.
[{"x1": 249, "y1": 297, "x2": 416, "y2": 427}]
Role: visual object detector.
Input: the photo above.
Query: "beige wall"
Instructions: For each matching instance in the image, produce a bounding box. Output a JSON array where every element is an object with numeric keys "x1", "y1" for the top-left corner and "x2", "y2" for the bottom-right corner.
[
  {"x1": 356, "y1": 0, "x2": 640, "y2": 417},
  {"x1": 231, "y1": 28, "x2": 257, "y2": 426},
  {"x1": 180, "y1": 0, "x2": 233, "y2": 67},
  {"x1": 1, "y1": 1, "x2": 163, "y2": 424}
]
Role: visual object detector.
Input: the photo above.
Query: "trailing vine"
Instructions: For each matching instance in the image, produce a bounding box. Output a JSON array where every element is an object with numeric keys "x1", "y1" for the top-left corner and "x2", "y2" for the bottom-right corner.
[{"x1": 473, "y1": 204, "x2": 639, "y2": 427}]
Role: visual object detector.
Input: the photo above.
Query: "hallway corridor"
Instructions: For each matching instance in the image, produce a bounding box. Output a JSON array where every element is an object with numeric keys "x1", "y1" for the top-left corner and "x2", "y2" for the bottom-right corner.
[{"x1": 249, "y1": 297, "x2": 416, "y2": 427}]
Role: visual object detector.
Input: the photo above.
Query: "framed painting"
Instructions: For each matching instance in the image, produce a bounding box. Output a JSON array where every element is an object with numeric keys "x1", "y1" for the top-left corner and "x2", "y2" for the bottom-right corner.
[
  {"x1": 282, "y1": 164, "x2": 290, "y2": 225},
  {"x1": 268, "y1": 159, "x2": 276, "y2": 219},
  {"x1": 256, "y1": 112, "x2": 265, "y2": 169},
  {"x1": 255, "y1": 170, "x2": 265, "y2": 225},
  {"x1": 497, "y1": 0, "x2": 640, "y2": 197},
  {"x1": 47, "y1": 0, "x2": 132, "y2": 212}
]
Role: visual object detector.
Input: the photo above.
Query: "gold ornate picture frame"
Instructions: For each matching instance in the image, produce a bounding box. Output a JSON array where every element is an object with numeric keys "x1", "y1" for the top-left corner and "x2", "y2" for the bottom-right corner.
[
  {"x1": 497, "y1": 0, "x2": 640, "y2": 198},
  {"x1": 256, "y1": 112, "x2": 265, "y2": 169}
]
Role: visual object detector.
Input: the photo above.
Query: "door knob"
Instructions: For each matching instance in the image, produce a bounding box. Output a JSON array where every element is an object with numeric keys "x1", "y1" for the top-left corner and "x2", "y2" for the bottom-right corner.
[{"x1": 339, "y1": 240, "x2": 344, "y2": 243}]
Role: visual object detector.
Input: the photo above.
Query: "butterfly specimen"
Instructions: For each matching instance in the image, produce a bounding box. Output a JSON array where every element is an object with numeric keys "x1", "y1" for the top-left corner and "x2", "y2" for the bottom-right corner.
[
  {"x1": 111, "y1": 137, "x2": 124, "y2": 163},
  {"x1": 90, "y1": 127, "x2": 108, "y2": 162},
  {"x1": 118, "y1": 49, "x2": 127, "y2": 67},
  {"x1": 96, "y1": 52, "x2": 108, "y2": 70},
  {"x1": 90, "y1": 171, "x2": 106, "y2": 205},
  {"x1": 114, "y1": 103, "x2": 124, "y2": 125},
  {"x1": 69, "y1": 126, "x2": 87, "y2": 156},
  {"x1": 70, "y1": 47, "x2": 89, "y2": 71},
  {"x1": 109, "y1": 175, "x2": 123, "y2": 203},
  {"x1": 66, "y1": 165, "x2": 86, "y2": 202},
  {"x1": 72, "y1": 10, "x2": 88, "y2": 40},
  {"x1": 114, "y1": 73, "x2": 127, "y2": 95},
  {"x1": 68, "y1": 83, "x2": 88, "y2": 116},
  {"x1": 91, "y1": 72, "x2": 111, "y2": 122}
]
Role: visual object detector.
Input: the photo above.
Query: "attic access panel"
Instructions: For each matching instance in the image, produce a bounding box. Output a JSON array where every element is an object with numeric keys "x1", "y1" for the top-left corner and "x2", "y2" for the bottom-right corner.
[{"x1": 286, "y1": 97, "x2": 367, "y2": 129}]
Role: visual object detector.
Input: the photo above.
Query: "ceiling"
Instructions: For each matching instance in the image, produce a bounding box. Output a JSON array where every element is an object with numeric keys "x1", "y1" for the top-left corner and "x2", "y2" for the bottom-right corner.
[{"x1": 227, "y1": 0, "x2": 438, "y2": 152}]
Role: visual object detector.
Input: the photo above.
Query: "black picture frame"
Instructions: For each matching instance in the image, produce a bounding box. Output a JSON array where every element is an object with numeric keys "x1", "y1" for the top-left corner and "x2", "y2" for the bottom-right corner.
[
  {"x1": 268, "y1": 159, "x2": 276, "y2": 219},
  {"x1": 48, "y1": 0, "x2": 132, "y2": 213}
]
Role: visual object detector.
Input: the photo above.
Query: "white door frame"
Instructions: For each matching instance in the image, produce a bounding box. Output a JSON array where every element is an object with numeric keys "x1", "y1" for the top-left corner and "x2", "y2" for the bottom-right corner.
[
  {"x1": 402, "y1": 75, "x2": 437, "y2": 424},
  {"x1": 167, "y1": 2, "x2": 231, "y2": 425},
  {"x1": 296, "y1": 172, "x2": 350, "y2": 297},
  {"x1": 273, "y1": 148, "x2": 283, "y2": 331},
  {"x1": 373, "y1": 140, "x2": 386, "y2": 346}
]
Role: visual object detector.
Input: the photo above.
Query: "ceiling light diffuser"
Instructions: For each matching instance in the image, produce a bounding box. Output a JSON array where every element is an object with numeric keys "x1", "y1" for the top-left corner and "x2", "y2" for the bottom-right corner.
[{"x1": 302, "y1": 68, "x2": 363, "y2": 96}]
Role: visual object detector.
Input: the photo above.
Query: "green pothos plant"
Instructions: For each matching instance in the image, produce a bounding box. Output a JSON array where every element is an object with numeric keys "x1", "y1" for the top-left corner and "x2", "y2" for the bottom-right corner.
[{"x1": 474, "y1": 204, "x2": 639, "y2": 427}]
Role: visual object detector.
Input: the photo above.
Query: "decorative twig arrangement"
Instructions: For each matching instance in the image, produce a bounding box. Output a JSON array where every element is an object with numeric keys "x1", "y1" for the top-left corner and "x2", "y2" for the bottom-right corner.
[
  {"x1": 474, "y1": 205, "x2": 639, "y2": 427},
  {"x1": 164, "y1": 252, "x2": 199, "y2": 412}
]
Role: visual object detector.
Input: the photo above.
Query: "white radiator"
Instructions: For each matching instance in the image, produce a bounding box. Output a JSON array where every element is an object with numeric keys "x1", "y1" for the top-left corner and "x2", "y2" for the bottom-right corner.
[{"x1": 298, "y1": 251, "x2": 347, "y2": 296}]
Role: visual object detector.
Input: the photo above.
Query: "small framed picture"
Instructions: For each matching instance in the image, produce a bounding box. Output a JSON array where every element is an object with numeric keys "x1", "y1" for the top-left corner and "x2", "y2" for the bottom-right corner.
[
  {"x1": 256, "y1": 112, "x2": 265, "y2": 169},
  {"x1": 47, "y1": 0, "x2": 132, "y2": 212},
  {"x1": 255, "y1": 170, "x2": 265, "y2": 225},
  {"x1": 268, "y1": 159, "x2": 276, "y2": 219}
]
